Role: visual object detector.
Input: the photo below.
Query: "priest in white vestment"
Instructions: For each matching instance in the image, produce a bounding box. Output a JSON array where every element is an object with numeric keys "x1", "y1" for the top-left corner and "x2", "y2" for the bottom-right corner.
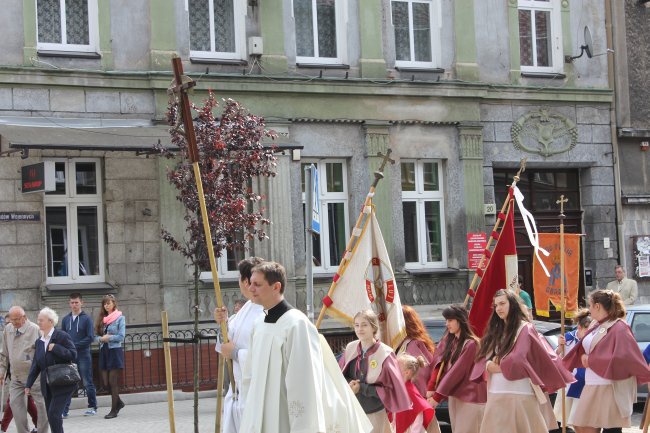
[
  {"x1": 239, "y1": 261, "x2": 371, "y2": 433},
  {"x1": 214, "y1": 257, "x2": 265, "y2": 433}
]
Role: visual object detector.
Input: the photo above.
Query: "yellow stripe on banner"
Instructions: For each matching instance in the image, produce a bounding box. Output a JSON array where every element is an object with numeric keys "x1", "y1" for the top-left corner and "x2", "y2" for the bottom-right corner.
[
  {"x1": 536, "y1": 309, "x2": 550, "y2": 317},
  {"x1": 331, "y1": 208, "x2": 373, "y2": 289},
  {"x1": 323, "y1": 306, "x2": 355, "y2": 327},
  {"x1": 390, "y1": 327, "x2": 408, "y2": 351}
]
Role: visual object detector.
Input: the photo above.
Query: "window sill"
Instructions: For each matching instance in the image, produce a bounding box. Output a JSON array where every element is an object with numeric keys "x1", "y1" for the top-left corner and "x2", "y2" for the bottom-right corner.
[
  {"x1": 395, "y1": 66, "x2": 444, "y2": 73},
  {"x1": 199, "y1": 275, "x2": 240, "y2": 284},
  {"x1": 520, "y1": 71, "x2": 566, "y2": 79},
  {"x1": 403, "y1": 267, "x2": 459, "y2": 275},
  {"x1": 296, "y1": 63, "x2": 350, "y2": 70},
  {"x1": 45, "y1": 282, "x2": 116, "y2": 291},
  {"x1": 38, "y1": 50, "x2": 101, "y2": 59},
  {"x1": 190, "y1": 57, "x2": 247, "y2": 66}
]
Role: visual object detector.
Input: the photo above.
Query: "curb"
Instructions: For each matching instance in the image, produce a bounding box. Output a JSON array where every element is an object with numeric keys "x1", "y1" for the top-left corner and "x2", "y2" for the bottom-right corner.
[{"x1": 68, "y1": 390, "x2": 219, "y2": 410}]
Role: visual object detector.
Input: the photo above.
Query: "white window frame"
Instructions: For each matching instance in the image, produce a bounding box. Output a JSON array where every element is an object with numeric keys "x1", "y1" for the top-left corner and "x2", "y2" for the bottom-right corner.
[
  {"x1": 401, "y1": 159, "x2": 447, "y2": 269},
  {"x1": 188, "y1": 0, "x2": 247, "y2": 61},
  {"x1": 292, "y1": 0, "x2": 348, "y2": 65},
  {"x1": 517, "y1": 0, "x2": 563, "y2": 74},
  {"x1": 36, "y1": 0, "x2": 99, "y2": 53},
  {"x1": 199, "y1": 246, "x2": 249, "y2": 281},
  {"x1": 390, "y1": 0, "x2": 441, "y2": 68},
  {"x1": 43, "y1": 158, "x2": 105, "y2": 284},
  {"x1": 302, "y1": 159, "x2": 350, "y2": 272}
]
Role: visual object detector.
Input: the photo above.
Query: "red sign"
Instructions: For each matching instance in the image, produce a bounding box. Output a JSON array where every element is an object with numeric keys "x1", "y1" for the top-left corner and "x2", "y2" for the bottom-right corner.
[
  {"x1": 21, "y1": 162, "x2": 55, "y2": 194},
  {"x1": 467, "y1": 232, "x2": 487, "y2": 270}
]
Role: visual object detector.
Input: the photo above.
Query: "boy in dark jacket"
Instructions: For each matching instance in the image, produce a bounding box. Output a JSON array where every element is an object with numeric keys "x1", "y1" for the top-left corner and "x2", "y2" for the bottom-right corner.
[{"x1": 61, "y1": 293, "x2": 97, "y2": 416}]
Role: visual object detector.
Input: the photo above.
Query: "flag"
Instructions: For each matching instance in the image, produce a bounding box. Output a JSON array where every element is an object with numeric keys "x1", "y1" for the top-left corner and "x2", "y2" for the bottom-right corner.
[
  {"x1": 533, "y1": 233, "x2": 581, "y2": 317},
  {"x1": 321, "y1": 210, "x2": 407, "y2": 349},
  {"x1": 468, "y1": 194, "x2": 518, "y2": 337}
]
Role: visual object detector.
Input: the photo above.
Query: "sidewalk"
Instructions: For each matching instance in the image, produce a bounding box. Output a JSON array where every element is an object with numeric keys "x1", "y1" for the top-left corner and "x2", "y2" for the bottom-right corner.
[{"x1": 2, "y1": 391, "x2": 647, "y2": 433}]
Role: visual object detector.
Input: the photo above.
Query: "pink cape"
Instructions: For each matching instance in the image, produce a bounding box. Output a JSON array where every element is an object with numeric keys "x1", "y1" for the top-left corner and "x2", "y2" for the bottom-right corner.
[
  {"x1": 563, "y1": 319, "x2": 650, "y2": 384},
  {"x1": 393, "y1": 381, "x2": 434, "y2": 433},
  {"x1": 470, "y1": 322, "x2": 575, "y2": 393},
  {"x1": 399, "y1": 338, "x2": 435, "y2": 397},
  {"x1": 339, "y1": 341, "x2": 412, "y2": 413},
  {"x1": 430, "y1": 338, "x2": 487, "y2": 404}
]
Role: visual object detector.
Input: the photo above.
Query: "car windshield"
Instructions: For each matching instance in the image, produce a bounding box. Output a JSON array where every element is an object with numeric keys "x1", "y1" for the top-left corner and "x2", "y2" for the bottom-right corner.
[{"x1": 425, "y1": 323, "x2": 447, "y2": 344}]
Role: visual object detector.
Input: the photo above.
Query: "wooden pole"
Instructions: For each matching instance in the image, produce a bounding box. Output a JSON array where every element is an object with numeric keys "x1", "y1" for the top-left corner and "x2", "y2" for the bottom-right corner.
[
  {"x1": 162, "y1": 311, "x2": 176, "y2": 433},
  {"x1": 315, "y1": 149, "x2": 395, "y2": 329},
  {"x1": 557, "y1": 194, "x2": 568, "y2": 433},
  {"x1": 169, "y1": 56, "x2": 234, "y2": 432},
  {"x1": 463, "y1": 158, "x2": 527, "y2": 307},
  {"x1": 215, "y1": 354, "x2": 225, "y2": 433}
]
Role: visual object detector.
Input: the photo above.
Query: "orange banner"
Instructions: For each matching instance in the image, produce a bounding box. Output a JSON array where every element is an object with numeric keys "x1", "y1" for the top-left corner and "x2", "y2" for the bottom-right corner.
[{"x1": 533, "y1": 233, "x2": 581, "y2": 317}]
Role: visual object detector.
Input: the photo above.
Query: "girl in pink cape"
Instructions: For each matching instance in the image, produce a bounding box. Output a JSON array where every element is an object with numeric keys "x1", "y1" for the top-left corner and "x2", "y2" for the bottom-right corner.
[
  {"x1": 562, "y1": 289, "x2": 650, "y2": 433},
  {"x1": 426, "y1": 305, "x2": 486, "y2": 433},
  {"x1": 396, "y1": 306, "x2": 436, "y2": 397},
  {"x1": 470, "y1": 289, "x2": 575, "y2": 433},
  {"x1": 339, "y1": 309, "x2": 411, "y2": 433},
  {"x1": 394, "y1": 354, "x2": 440, "y2": 433}
]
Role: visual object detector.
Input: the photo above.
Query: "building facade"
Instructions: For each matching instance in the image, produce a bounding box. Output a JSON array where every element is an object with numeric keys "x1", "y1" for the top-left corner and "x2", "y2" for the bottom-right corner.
[{"x1": 0, "y1": 0, "x2": 620, "y2": 324}]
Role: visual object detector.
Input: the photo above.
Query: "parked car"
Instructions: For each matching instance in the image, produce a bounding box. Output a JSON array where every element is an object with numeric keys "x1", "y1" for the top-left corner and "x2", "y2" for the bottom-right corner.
[
  {"x1": 626, "y1": 304, "x2": 650, "y2": 402},
  {"x1": 422, "y1": 317, "x2": 566, "y2": 428}
]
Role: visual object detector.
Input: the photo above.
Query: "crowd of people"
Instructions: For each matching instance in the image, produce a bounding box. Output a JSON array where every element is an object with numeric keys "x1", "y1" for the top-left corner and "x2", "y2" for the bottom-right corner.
[
  {"x1": 0, "y1": 293, "x2": 125, "y2": 433},
  {"x1": 213, "y1": 259, "x2": 650, "y2": 433}
]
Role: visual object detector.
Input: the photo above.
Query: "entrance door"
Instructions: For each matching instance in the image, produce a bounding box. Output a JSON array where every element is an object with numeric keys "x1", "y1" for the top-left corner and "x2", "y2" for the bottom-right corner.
[{"x1": 493, "y1": 170, "x2": 585, "y2": 320}]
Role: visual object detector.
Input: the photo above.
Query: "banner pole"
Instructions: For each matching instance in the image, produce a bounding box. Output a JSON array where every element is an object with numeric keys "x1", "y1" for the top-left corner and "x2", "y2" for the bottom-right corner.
[
  {"x1": 162, "y1": 311, "x2": 176, "y2": 433},
  {"x1": 557, "y1": 194, "x2": 568, "y2": 433}
]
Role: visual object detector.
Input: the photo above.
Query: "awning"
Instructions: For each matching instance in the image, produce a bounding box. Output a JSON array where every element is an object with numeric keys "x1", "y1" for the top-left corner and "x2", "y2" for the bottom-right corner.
[{"x1": 0, "y1": 116, "x2": 176, "y2": 153}]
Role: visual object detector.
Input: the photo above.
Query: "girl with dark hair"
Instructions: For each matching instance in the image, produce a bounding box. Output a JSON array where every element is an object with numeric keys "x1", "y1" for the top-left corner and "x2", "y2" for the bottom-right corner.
[
  {"x1": 95, "y1": 294, "x2": 126, "y2": 419},
  {"x1": 563, "y1": 289, "x2": 650, "y2": 433},
  {"x1": 396, "y1": 306, "x2": 436, "y2": 396},
  {"x1": 339, "y1": 310, "x2": 410, "y2": 433},
  {"x1": 471, "y1": 289, "x2": 574, "y2": 433},
  {"x1": 425, "y1": 305, "x2": 486, "y2": 433}
]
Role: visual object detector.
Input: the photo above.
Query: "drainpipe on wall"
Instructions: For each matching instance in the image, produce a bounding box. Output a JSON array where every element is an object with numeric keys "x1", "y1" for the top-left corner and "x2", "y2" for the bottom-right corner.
[{"x1": 605, "y1": 0, "x2": 626, "y2": 269}]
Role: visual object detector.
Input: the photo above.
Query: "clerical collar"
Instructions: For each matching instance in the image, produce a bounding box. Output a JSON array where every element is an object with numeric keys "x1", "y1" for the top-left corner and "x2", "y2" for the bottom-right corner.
[{"x1": 264, "y1": 299, "x2": 293, "y2": 323}]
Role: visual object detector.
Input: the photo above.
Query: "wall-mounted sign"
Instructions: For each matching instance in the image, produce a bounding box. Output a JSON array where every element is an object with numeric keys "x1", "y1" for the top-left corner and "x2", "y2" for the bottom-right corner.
[
  {"x1": 0, "y1": 211, "x2": 41, "y2": 222},
  {"x1": 633, "y1": 236, "x2": 650, "y2": 279},
  {"x1": 467, "y1": 232, "x2": 487, "y2": 270},
  {"x1": 21, "y1": 161, "x2": 56, "y2": 194}
]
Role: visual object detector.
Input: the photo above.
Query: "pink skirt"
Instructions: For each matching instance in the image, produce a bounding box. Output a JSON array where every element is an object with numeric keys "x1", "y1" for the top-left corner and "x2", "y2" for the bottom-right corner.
[
  {"x1": 480, "y1": 393, "x2": 549, "y2": 433},
  {"x1": 571, "y1": 385, "x2": 631, "y2": 428},
  {"x1": 448, "y1": 396, "x2": 484, "y2": 433}
]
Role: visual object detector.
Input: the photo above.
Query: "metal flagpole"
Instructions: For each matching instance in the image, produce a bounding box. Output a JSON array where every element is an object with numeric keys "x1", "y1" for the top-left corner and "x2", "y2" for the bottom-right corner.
[
  {"x1": 463, "y1": 158, "x2": 527, "y2": 307},
  {"x1": 169, "y1": 55, "x2": 234, "y2": 433},
  {"x1": 315, "y1": 150, "x2": 395, "y2": 329},
  {"x1": 305, "y1": 165, "x2": 315, "y2": 322},
  {"x1": 557, "y1": 194, "x2": 568, "y2": 433}
]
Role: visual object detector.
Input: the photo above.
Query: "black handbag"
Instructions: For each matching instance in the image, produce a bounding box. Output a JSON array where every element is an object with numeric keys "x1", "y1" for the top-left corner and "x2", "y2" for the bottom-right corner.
[{"x1": 46, "y1": 363, "x2": 81, "y2": 387}]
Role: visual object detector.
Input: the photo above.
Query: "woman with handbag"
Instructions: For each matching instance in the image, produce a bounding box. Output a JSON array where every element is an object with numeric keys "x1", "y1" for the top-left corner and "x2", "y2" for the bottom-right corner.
[
  {"x1": 25, "y1": 307, "x2": 78, "y2": 433},
  {"x1": 95, "y1": 294, "x2": 126, "y2": 419}
]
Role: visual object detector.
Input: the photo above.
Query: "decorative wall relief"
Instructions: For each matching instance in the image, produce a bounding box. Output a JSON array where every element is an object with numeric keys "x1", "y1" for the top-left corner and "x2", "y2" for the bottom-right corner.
[{"x1": 511, "y1": 108, "x2": 578, "y2": 157}]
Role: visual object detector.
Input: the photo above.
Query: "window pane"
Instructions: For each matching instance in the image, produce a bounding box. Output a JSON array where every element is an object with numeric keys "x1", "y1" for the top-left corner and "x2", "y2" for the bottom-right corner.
[
  {"x1": 225, "y1": 233, "x2": 246, "y2": 272},
  {"x1": 38, "y1": 0, "x2": 62, "y2": 43},
  {"x1": 47, "y1": 162, "x2": 66, "y2": 195},
  {"x1": 214, "y1": 0, "x2": 236, "y2": 53},
  {"x1": 423, "y1": 162, "x2": 439, "y2": 191},
  {"x1": 534, "y1": 10, "x2": 551, "y2": 67},
  {"x1": 518, "y1": 9, "x2": 533, "y2": 66},
  {"x1": 424, "y1": 201, "x2": 442, "y2": 262},
  {"x1": 402, "y1": 201, "x2": 418, "y2": 262},
  {"x1": 316, "y1": 0, "x2": 337, "y2": 58},
  {"x1": 75, "y1": 162, "x2": 97, "y2": 195},
  {"x1": 189, "y1": 0, "x2": 211, "y2": 51},
  {"x1": 77, "y1": 206, "x2": 100, "y2": 276},
  {"x1": 327, "y1": 203, "x2": 346, "y2": 266},
  {"x1": 65, "y1": 0, "x2": 89, "y2": 45},
  {"x1": 401, "y1": 162, "x2": 416, "y2": 191},
  {"x1": 46, "y1": 207, "x2": 68, "y2": 277},
  {"x1": 294, "y1": 0, "x2": 315, "y2": 57},
  {"x1": 392, "y1": 1, "x2": 411, "y2": 61},
  {"x1": 326, "y1": 163, "x2": 344, "y2": 193},
  {"x1": 631, "y1": 313, "x2": 650, "y2": 342},
  {"x1": 412, "y1": 2, "x2": 432, "y2": 62}
]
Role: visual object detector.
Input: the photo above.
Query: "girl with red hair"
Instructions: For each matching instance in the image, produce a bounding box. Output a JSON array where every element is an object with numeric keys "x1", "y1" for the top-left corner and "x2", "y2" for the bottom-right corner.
[{"x1": 396, "y1": 306, "x2": 436, "y2": 396}]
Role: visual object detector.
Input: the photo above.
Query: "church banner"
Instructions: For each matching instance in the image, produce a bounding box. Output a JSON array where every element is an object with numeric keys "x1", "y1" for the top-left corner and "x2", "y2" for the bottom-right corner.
[
  {"x1": 321, "y1": 210, "x2": 407, "y2": 349},
  {"x1": 533, "y1": 233, "x2": 581, "y2": 317}
]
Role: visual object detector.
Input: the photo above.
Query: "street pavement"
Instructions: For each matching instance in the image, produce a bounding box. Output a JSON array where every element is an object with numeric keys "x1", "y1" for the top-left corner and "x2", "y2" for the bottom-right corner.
[{"x1": 2, "y1": 392, "x2": 647, "y2": 433}]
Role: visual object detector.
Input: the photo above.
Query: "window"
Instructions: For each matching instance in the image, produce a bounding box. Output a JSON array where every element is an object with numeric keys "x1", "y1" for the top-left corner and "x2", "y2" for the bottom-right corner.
[
  {"x1": 199, "y1": 235, "x2": 250, "y2": 281},
  {"x1": 302, "y1": 161, "x2": 349, "y2": 271},
  {"x1": 391, "y1": 0, "x2": 440, "y2": 68},
  {"x1": 401, "y1": 160, "x2": 446, "y2": 268},
  {"x1": 293, "y1": 0, "x2": 347, "y2": 65},
  {"x1": 36, "y1": 0, "x2": 99, "y2": 52},
  {"x1": 188, "y1": 0, "x2": 246, "y2": 61},
  {"x1": 517, "y1": 0, "x2": 563, "y2": 73},
  {"x1": 44, "y1": 159, "x2": 105, "y2": 284}
]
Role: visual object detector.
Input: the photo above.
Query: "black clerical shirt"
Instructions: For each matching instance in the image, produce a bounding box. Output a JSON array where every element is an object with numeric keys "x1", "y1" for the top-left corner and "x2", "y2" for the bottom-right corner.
[{"x1": 264, "y1": 299, "x2": 294, "y2": 323}]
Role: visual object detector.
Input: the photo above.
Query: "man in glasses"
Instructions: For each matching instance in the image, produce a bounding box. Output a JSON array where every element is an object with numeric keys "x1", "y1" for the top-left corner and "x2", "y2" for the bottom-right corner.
[{"x1": 0, "y1": 307, "x2": 48, "y2": 433}]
